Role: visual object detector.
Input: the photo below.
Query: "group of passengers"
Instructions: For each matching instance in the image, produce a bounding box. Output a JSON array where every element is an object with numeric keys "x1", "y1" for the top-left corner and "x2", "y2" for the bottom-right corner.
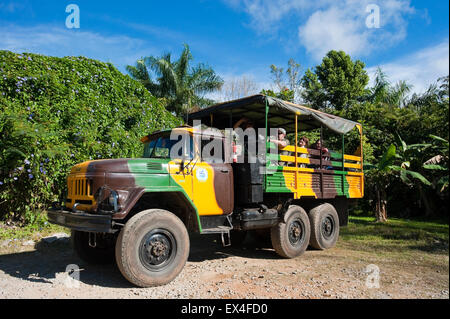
[
  {"x1": 277, "y1": 133, "x2": 330, "y2": 168},
  {"x1": 233, "y1": 117, "x2": 329, "y2": 168}
]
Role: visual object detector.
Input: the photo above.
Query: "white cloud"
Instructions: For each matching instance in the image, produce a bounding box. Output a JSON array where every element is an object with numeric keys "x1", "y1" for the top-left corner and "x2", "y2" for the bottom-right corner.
[
  {"x1": 298, "y1": 6, "x2": 370, "y2": 60},
  {"x1": 224, "y1": 0, "x2": 415, "y2": 60},
  {"x1": 0, "y1": 1, "x2": 24, "y2": 13},
  {"x1": 367, "y1": 39, "x2": 449, "y2": 94},
  {"x1": 0, "y1": 24, "x2": 155, "y2": 72}
]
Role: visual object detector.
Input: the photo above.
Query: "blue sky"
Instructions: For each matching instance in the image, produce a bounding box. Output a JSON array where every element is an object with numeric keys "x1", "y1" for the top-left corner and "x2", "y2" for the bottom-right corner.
[{"x1": 0, "y1": 0, "x2": 448, "y2": 97}]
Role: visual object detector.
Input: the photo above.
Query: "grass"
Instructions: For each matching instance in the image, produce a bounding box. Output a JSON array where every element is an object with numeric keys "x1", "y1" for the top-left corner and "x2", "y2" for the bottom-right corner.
[
  {"x1": 339, "y1": 215, "x2": 449, "y2": 265},
  {"x1": 0, "y1": 215, "x2": 69, "y2": 242}
]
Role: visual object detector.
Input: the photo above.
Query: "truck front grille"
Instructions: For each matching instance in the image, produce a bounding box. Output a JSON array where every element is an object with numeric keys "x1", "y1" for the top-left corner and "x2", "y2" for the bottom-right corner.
[
  {"x1": 69, "y1": 177, "x2": 93, "y2": 197},
  {"x1": 66, "y1": 176, "x2": 95, "y2": 210}
]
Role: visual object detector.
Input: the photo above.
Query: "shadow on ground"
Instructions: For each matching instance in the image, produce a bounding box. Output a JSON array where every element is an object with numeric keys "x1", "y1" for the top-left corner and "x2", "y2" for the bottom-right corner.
[
  {"x1": 0, "y1": 239, "x2": 132, "y2": 288},
  {"x1": 0, "y1": 230, "x2": 288, "y2": 288},
  {"x1": 187, "y1": 231, "x2": 281, "y2": 262}
]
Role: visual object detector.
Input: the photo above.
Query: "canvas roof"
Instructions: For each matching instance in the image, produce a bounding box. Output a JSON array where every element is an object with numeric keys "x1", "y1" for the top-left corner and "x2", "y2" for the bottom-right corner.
[{"x1": 187, "y1": 94, "x2": 360, "y2": 134}]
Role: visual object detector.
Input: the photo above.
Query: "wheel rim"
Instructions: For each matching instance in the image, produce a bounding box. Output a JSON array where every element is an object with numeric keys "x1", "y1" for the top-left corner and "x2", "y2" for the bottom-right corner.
[
  {"x1": 288, "y1": 219, "x2": 306, "y2": 247},
  {"x1": 321, "y1": 215, "x2": 335, "y2": 239},
  {"x1": 139, "y1": 228, "x2": 177, "y2": 271}
]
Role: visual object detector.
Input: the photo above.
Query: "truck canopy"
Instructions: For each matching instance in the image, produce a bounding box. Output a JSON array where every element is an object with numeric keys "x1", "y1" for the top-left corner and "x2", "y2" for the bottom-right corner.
[{"x1": 187, "y1": 94, "x2": 360, "y2": 134}]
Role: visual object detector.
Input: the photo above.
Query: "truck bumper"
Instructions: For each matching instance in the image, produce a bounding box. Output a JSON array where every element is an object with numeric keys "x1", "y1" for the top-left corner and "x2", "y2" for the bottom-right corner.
[{"x1": 47, "y1": 209, "x2": 116, "y2": 233}]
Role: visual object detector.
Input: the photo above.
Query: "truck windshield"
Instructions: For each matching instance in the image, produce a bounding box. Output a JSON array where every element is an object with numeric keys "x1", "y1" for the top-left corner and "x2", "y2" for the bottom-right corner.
[{"x1": 144, "y1": 133, "x2": 194, "y2": 159}]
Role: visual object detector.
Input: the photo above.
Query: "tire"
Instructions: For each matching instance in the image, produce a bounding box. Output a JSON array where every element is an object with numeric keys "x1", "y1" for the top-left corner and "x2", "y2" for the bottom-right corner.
[
  {"x1": 71, "y1": 230, "x2": 116, "y2": 265},
  {"x1": 308, "y1": 203, "x2": 340, "y2": 250},
  {"x1": 271, "y1": 205, "x2": 310, "y2": 258},
  {"x1": 115, "y1": 209, "x2": 189, "y2": 287}
]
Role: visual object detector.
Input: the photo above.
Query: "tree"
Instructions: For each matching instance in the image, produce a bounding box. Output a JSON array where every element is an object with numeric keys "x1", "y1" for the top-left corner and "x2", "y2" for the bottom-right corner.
[
  {"x1": 301, "y1": 50, "x2": 369, "y2": 110},
  {"x1": 127, "y1": 44, "x2": 224, "y2": 117},
  {"x1": 367, "y1": 68, "x2": 413, "y2": 108},
  {"x1": 260, "y1": 88, "x2": 295, "y2": 103},
  {"x1": 269, "y1": 58, "x2": 303, "y2": 103},
  {"x1": 219, "y1": 75, "x2": 259, "y2": 101}
]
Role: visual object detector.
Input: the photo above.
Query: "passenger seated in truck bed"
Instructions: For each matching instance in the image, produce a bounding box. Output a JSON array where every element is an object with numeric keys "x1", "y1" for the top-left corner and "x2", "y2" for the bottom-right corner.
[{"x1": 269, "y1": 128, "x2": 290, "y2": 166}]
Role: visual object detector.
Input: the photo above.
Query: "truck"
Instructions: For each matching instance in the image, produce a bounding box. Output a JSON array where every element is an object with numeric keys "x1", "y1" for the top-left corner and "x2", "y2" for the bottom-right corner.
[{"x1": 48, "y1": 94, "x2": 364, "y2": 287}]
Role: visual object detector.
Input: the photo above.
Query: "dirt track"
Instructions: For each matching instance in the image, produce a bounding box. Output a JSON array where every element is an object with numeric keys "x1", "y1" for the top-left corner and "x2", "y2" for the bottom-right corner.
[{"x1": 0, "y1": 232, "x2": 448, "y2": 299}]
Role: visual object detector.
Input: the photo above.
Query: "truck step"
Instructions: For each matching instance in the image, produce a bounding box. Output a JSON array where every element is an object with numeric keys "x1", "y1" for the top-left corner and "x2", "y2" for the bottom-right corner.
[{"x1": 201, "y1": 226, "x2": 232, "y2": 234}]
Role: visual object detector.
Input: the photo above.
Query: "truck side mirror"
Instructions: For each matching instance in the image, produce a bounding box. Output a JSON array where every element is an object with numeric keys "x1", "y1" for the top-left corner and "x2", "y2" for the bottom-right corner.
[{"x1": 180, "y1": 156, "x2": 185, "y2": 172}]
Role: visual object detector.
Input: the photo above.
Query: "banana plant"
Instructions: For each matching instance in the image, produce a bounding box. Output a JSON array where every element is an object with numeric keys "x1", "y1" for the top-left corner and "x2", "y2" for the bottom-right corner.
[
  {"x1": 423, "y1": 135, "x2": 449, "y2": 193},
  {"x1": 368, "y1": 134, "x2": 438, "y2": 222}
]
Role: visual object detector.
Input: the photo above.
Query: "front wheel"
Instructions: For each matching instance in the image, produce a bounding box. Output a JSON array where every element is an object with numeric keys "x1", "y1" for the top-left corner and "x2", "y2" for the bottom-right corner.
[
  {"x1": 115, "y1": 209, "x2": 190, "y2": 287},
  {"x1": 271, "y1": 205, "x2": 310, "y2": 258}
]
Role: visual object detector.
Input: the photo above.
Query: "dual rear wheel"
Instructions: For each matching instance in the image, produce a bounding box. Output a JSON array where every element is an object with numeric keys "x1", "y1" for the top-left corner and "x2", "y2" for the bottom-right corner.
[{"x1": 270, "y1": 203, "x2": 339, "y2": 258}]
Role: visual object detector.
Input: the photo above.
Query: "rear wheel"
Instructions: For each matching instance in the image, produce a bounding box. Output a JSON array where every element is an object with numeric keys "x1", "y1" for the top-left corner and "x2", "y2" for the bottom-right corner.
[
  {"x1": 115, "y1": 209, "x2": 189, "y2": 287},
  {"x1": 271, "y1": 205, "x2": 310, "y2": 258},
  {"x1": 308, "y1": 203, "x2": 340, "y2": 250}
]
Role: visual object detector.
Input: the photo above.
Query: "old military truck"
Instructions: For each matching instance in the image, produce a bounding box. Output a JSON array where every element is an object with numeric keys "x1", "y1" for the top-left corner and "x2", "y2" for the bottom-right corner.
[{"x1": 48, "y1": 94, "x2": 364, "y2": 287}]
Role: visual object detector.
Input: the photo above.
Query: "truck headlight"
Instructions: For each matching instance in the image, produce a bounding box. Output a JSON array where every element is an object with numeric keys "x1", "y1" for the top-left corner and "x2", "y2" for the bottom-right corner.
[{"x1": 108, "y1": 190, "x2": 118, "y2": 211}]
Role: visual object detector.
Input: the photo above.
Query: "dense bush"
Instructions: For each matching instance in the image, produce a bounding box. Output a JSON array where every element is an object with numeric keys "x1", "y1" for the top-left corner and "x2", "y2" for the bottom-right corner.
[{"x1": 0, "y1": 50, "x2": 181, "y2": 224}]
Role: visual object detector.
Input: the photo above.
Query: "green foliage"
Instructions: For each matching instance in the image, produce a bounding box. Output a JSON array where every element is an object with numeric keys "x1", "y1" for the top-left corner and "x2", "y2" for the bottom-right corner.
[
  {"x1": 378, "y1": 144, "x2": 397, "y2": 171},
  {"x1": 0, "y1": 50, "x2": 181, "y2": 224},
  {"x1": 268, "y1": 58, "x2": 302, "y2": 103},
  {"x1": 301, "y1": 50, "x2": 369, "y2": 110},
  {"x1": 260, "y1": 88, "x2": 295, "y2": 103},
  {"x1": 127, "y1": 44, "x2": 224, "y2": 116},
  {"x1": 0, "y1": 214, "x2": 69, "y2": 242}
]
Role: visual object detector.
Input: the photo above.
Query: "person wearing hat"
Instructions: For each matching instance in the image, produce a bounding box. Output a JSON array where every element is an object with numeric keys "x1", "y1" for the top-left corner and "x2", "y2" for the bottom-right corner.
[{"x1": 269, "y1": 128, "x2": 290, "y2": 166}]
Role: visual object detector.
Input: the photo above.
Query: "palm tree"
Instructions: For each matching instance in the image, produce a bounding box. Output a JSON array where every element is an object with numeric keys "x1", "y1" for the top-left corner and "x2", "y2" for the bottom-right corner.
[
  {"x1": 127, "y1": 44, "x2": 223, "y2": 117},
  {"x1": 369, "y1": 67, "x2": 390, "y2": 104},
  {"x1": 368, "y1": 68, "x2": 412, "y2": 108}
]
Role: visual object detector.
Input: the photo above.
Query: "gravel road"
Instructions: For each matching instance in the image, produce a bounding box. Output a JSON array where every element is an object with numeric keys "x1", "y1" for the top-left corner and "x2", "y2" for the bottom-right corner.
[{"x1": 0, "y1": 232, "x2": 448, "y2": 299}]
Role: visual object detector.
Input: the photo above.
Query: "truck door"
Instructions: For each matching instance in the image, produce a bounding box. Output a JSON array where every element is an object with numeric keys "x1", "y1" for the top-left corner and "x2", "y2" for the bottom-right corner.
[
  {"x1": 168, "y1": 132, "x2": 193, "y2": 199},
  {"x1": 192, "y1": 137, "x2": 234, "y2": 215}
]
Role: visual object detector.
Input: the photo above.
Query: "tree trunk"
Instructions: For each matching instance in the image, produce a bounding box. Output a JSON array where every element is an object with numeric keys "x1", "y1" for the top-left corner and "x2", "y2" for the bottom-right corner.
[
  {"x1": 419, "y1": 184, "x2": 433, "y2": 217},
  {"x1": 375, "y1": 188, "x2": 388, "y2": 222}
]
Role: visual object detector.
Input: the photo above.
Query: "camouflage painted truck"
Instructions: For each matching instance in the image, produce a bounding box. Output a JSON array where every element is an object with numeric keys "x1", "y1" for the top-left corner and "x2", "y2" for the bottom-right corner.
[{"x1": 48, "y1": 94, "x2": 364, "y2": 287}]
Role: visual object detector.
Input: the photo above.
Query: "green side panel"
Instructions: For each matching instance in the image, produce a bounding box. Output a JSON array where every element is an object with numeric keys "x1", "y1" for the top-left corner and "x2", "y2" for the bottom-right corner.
[
  {"x1": 265, "y1": 165, "x2": 294, "y2": 193},
  {"x1": 332, "y1": 171, "x2": 350, "y2": 197},
  {"x1": 127, "y1": 158, "x2": 202, "y2": 232},
  {"x1": 329, "y1": 151, "x2": 343, "y2": 158}
]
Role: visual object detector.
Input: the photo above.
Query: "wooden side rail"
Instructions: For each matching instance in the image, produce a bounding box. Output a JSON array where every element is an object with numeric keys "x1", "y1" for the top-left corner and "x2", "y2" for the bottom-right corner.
[{"x1": 267, "y1": 143, "x2": 362, "y2": 171}]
